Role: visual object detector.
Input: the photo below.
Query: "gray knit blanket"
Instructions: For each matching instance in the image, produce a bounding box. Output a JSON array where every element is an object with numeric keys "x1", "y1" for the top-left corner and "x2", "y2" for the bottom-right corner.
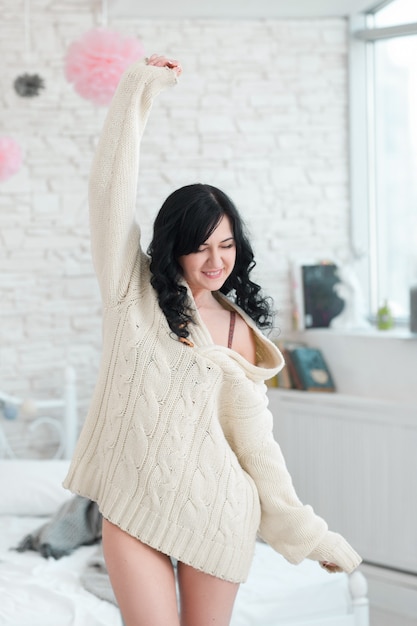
[{"x1": 15, "y1": 495, "x2": 117, "y2": 605}]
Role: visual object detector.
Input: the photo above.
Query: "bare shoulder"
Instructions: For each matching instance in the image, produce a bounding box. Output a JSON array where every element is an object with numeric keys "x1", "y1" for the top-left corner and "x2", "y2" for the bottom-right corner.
[{"x1": 233, "y1": 314, "x2": 257, "y2": 365}]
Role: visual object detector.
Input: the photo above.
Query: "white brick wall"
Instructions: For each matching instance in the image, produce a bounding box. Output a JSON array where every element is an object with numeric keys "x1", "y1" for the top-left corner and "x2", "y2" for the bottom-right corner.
[{"x1": 0, "y1": 1, "x2": 350, "y2": 426}]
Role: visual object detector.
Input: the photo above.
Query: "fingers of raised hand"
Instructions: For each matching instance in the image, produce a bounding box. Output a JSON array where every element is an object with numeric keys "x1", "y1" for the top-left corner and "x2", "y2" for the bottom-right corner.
[{"x1": 146, "y1": 54, "x2": 182, "y2": 76}]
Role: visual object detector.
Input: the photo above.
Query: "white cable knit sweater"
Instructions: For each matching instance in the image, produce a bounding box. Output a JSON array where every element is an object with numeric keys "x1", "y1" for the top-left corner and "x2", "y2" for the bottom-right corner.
[{"x1": 63, "y1": 60, "x2": 362, "y2": 582}]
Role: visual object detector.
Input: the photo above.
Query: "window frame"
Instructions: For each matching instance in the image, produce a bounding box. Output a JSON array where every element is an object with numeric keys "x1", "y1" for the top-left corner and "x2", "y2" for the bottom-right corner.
[{"x1": 348, "y1": 2, "x2": 417, "y2": 324}]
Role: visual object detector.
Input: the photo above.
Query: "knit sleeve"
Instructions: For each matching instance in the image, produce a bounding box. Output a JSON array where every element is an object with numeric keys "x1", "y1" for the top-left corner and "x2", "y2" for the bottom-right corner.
[
  {"x1": 88, "y1": 60, "x2": 177, "y2": 304},
  {"x1": 219, "y1": 377, "x2": 362, "y2": 573}
]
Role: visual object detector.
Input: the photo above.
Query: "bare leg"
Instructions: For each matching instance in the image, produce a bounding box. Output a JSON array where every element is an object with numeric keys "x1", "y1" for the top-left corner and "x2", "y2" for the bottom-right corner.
[
  {"x1": 102, "y1": 518, "x2": 180, "y2": 626},
  {"x1": 177, "y1": 561, "x2": 240, "y2": 626}
]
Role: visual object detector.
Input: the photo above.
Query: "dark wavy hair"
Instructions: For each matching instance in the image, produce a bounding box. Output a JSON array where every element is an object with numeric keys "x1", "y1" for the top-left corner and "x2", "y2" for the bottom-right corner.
[{"x1": 147, "y1": 183, "x2": 273, "y2": 341}]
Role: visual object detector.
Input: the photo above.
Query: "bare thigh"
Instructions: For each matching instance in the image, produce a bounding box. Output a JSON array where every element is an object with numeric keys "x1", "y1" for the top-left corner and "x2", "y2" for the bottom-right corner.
[
  {"x1": 102, "y1": 518, "x2": 180, "y2": 626},
  {"x1": 177, "y1": 561, "x2": 240, "y2": 626}
]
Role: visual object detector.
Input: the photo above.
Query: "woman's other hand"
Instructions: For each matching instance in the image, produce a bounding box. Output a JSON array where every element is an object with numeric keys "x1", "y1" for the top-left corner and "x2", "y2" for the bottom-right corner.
[
  {"x1": 320, "y1": 561, "x2": 343, "y2": 574},
  {"x1": 146, "y1": 54, "x2": 182, "y2": 76}
]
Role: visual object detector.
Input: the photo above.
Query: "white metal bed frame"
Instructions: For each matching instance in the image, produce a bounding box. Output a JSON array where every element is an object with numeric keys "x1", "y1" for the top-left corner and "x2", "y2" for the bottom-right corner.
[{"x1": 0, "y1": 366, "x2": 77, "y2": 460}]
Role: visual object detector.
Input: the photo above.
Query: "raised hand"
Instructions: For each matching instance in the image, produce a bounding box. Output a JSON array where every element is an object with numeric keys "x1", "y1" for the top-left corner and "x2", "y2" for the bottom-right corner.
[{"x1": 146, "y1": 54, "x2": 182, "y2": 76}]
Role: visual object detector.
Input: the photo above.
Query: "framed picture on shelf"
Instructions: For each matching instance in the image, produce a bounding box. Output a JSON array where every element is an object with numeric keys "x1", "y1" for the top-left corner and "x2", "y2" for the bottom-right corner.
[{"x1": 291, "y1": 260, "x2": 345, "y2": 329}]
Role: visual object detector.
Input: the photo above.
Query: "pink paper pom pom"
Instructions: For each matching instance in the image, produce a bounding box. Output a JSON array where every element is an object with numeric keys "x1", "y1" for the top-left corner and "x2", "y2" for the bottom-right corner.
[
  {"x1": 0, "y1": 136, "x2": 23, "y2": 182},
  {"x1": 65, "y1": 28, "x2": 145, "y2": 106}
]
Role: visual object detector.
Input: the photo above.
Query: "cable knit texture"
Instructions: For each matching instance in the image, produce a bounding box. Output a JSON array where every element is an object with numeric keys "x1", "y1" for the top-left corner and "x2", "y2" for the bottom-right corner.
[{"x1": 63, "y1": 60, "x2": 362, "y2": 582}]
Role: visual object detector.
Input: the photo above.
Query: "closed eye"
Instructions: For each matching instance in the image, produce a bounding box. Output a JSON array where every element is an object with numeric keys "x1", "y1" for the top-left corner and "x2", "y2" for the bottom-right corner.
[{"x1": 196, "y1": 238, "x2": 235, "y2": 253}]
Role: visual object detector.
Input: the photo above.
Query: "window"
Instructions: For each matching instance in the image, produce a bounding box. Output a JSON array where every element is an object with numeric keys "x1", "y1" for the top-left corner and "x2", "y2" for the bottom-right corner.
[
  {"x1": 374, "y1": 0, "x2": 417, "y2": 27},
  {"x1": 350, "y1": 0, "x2": 417, "y2": 322}
]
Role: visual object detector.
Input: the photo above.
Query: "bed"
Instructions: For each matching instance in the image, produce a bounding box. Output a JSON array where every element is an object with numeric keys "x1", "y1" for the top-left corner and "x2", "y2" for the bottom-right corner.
[{"x1": 0, "y1": 371, "x2": 369, "y2": 626}]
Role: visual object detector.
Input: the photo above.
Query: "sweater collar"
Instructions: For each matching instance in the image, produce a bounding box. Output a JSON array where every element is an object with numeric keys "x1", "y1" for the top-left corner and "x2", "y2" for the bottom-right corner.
[{"x1": 182, "y1": 283, "x2": 284, "y2": 381}]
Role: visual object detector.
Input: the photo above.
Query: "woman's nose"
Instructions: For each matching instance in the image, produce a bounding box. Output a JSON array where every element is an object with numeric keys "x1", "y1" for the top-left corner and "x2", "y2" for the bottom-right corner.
[{"x1": 207, "y1": 248, "x2": 222, "y2": 267}]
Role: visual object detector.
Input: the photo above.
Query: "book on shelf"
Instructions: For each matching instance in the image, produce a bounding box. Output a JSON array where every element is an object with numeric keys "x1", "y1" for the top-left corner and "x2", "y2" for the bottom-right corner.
[
  {"x1": 273, "y1": 340, "x2": 305, "y2": 390},
  {"x1": 265, "y1": 374, "x2": 279, "y2": 388},
  {"x1": 274, "y1": 341, "x2": 336, "y2": 392},
  {"x1": 265, "y1": 368, "x2": 293, "y2": 390},
  {"x1": 276, "y1": 364, "x2": 292, "y2": 389}
]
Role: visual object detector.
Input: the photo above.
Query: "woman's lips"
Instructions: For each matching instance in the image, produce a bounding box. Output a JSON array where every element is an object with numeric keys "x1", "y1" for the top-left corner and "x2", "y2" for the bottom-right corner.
[{"x1": 203, "y1": 269, "x2": 223, "y2": 279}]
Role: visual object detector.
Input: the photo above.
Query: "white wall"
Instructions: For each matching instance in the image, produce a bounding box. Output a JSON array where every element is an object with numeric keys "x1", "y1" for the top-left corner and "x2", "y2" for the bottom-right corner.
[
  {"x1": 284, "y1": 329, "x2": 417, "y2": 404},
  {"x1": 1, "y1": 0, "x2": 350, "y2": 415}
]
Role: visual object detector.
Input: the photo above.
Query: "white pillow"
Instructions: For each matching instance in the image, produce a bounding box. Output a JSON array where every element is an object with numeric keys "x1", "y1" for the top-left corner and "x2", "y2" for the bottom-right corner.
[{"x1": 0, "y1": 459, "x2": 73, "y2": 516}]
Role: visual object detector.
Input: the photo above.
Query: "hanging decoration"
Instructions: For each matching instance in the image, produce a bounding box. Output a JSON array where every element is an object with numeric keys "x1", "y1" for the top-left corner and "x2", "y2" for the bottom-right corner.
[
  {"x1": 64, "y1": 27, "x2": 145, "y2": 106},
  {"x1": 0, "y1": 137, "x2": 23, "y2": 182},
  {"x1": 14, "y1": 73, "x2": 45, "y2": 98},
  {"x1": 13, "y1": 0, "x2": 46, "y2": 98}
]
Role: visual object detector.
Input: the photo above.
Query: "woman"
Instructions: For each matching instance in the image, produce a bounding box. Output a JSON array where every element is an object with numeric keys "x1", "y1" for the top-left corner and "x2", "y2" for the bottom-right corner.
[{"x1": 64, "y1": 55, "x2": 361, "y2": 626}]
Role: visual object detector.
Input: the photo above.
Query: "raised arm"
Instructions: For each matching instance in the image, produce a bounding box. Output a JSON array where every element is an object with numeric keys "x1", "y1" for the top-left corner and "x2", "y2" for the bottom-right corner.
[{"x1": 88, "y1": 56, "x2": 181, "y2": 304}]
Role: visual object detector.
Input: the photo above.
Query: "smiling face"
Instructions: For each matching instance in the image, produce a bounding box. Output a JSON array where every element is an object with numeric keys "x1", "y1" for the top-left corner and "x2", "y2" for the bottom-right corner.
[{"x1": 178, "y1": 215, "x2": 236, "y2": 298}]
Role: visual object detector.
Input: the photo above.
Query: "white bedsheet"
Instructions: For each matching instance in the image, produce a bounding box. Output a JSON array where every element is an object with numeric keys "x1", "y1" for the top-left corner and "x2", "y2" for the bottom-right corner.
[
  {"x1": 0, "y1": 516, "x2": 121, "y2": 626},
  {"x1": 232, "y1": 541, "x2": 350, "y2": 626},
  {"x1": 0, "y1": 516, "x2": 352, "y2": 626}
]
